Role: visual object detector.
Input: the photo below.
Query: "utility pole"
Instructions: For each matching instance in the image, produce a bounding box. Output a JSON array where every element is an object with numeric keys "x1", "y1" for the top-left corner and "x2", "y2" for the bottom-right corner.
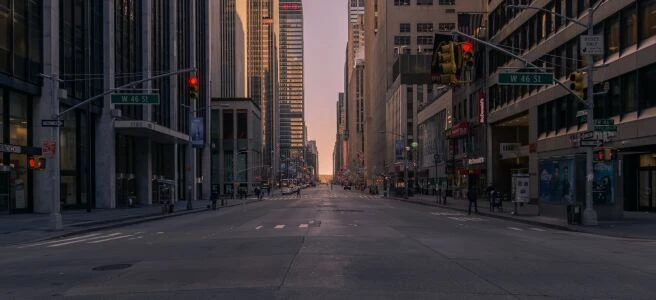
[{"x1": 582, "y1": 5, "x2": 598, "y2": 225}]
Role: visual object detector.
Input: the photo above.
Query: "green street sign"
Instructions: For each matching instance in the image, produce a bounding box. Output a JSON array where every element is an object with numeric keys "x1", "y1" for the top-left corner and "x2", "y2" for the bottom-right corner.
[
  {"x1": 111, "y1": 93, "x2": 160, "y2": 105},
  {"x1": 593, "y1": 119, "x2": 614, "y2": 126},
  {"x1": 594, "y1": 125, "x2": 617, "y2": 132},
  {"x1": 498, "y1": 72, "x2": 554, "y2": 85}
]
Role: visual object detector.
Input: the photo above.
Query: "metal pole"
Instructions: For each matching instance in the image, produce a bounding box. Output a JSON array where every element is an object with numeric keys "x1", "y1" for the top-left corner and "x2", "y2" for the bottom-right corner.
[
  {"x1": 583, "y1": 7, "x2": 598, "y2": 225},
  {"x1": 404, "y1": 147, "x2": 409, "y2": 199},
  {"x1": 187, "y1": 99, "x2": 194, "y2": 210},
  {"x1": 50, "y1": 74, "x2": 62, "y2": 230}
]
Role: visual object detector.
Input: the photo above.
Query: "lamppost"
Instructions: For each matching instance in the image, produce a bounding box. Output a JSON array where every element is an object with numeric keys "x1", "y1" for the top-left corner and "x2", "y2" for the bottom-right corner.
[{"x1": 506, "y1": 1, "x2": 606, "y2": 225}]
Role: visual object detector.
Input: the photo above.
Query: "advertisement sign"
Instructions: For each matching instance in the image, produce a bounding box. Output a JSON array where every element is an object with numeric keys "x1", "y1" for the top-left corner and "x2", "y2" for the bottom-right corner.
[
  {"x1": 593, "y1": 161, "x2": 614, "y2": 205},
  {"x1": 513, "y1": 174, "x2": 530, "y2": 203},
  {"x1": 41, "y1": 141, "x2": 56, "y2": 157},
  {"x1": 478, "y1": 92, "x2": 485, "y2": 124},
  {"x1": 190, "y1": 117, "x2": 204, "y2": 148},
  {"x1": 395, "y1": 140, "x2": 404, "y2": 161},
  {"x1": 539, "y1": 159, "x2": 575, "y2": 204}
]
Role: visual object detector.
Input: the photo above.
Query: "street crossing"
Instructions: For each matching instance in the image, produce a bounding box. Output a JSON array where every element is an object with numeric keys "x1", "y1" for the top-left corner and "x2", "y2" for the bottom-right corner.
[
  {"x1": 267, "y1": 194, "x2": 382, "y2": 200},
  {"x1": 17, "y1": 231, "x2": 158, "y2": 249}
]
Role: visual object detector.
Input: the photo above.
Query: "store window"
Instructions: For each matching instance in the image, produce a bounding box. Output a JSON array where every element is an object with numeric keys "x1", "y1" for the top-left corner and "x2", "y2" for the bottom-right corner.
[
  {"x1": 640, "y1": 0, "x2": 656, "y2": 41},
  {"x1": 9, "y1": 92, "x2": 28, "y2": 210},
  {"x1": 60, "y1": 110, "x2": 77, "y2": 206}
]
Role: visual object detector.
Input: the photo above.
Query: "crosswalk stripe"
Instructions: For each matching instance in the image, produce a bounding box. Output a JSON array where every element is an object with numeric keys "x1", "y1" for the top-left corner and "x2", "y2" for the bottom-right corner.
[
  {"x1": 530, "y1": 227, "x2": 546, "y2": 232},
  {"x1": 508, "y1": 227, "x2": 523, "y2": 231},
  {"x1": 87, "y1": 234, "x2": 133, "y2": 244},
  {"x1": 274, "y1": 225, "x2": 285, "y2": 229},
  {"x1": 255, "y1": 225, "x2": 263, "y2": 230},
  {"x1": 18, "y1": 233, "x2": 102, "y2": 248},
  {"x1": 47, "y1": 233, "x2": 122, "y2": 248},
  {"x1": 299, "y1": 224, "x2": 308, "y2": 228}
]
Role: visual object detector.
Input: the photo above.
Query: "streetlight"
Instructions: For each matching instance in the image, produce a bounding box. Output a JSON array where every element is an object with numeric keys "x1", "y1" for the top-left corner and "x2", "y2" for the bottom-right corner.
[{"x1": 506, "y1": 1, "x2": 607, "y2": 225}]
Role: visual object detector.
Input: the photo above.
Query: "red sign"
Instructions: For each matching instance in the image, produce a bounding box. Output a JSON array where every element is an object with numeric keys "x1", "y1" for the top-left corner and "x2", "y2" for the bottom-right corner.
[
  {"x1": 281, "y1": 3, "x2": 301, "y2": 10},
  {"x1": 41, "y1": 141, "x2": 56, "y2": 157},
  {"x1": 479, "y1": 92, "x2": 485, "y2": 124},
  {"x1": 449, "y1": 122, "x2": 469, "y2": 138}
]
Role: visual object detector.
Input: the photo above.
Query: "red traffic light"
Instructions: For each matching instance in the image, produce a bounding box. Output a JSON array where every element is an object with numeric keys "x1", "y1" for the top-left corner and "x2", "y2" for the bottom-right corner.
[
  {"x1": 461, "y1": 42, "x2": 473, "y2": 53},
  {"x1": 28, "y1": 157, "x2": 36, "y2": 169},
  {"x1": 187, "y1": 76, "x2": 198, "y2": 87}
]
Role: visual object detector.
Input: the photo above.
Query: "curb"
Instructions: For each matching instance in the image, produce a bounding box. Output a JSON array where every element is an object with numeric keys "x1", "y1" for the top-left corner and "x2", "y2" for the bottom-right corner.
[{"x1": 4, "y1": 199, "x2": 265, "y2": 247}]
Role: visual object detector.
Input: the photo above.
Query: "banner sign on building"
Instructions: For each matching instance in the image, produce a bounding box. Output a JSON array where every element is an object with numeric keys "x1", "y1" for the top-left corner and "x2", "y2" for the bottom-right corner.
[
  {"x1": 395, "y1": 139, "x2": 404, "y2": 161},
  {"x1": 479, "y1": 92, "x2": 485, "y2": 124},
  {"x1": 191, "y1": 117, "x2": 204, "y2": 148},
  {"x1": 593, "y1": 161, "x2": 614, "y2": 205},
  {"x1": 539, "y1": 159, "x2": 575, "y2": 204}
]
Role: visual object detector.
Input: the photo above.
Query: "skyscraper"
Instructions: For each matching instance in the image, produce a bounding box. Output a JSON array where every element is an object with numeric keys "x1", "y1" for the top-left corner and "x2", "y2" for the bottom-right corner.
[{"x1": 278, "y1": 0, "x2": 305, "y2": 163}]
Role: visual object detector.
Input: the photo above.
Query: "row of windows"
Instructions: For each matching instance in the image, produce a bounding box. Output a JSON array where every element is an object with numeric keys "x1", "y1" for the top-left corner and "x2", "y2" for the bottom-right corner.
[
  {"x1": 394, "y1": 0, "x2": 454, "y2": 6},
  {"x1": 400, "y1": 22, "x2": 453, "y2": 33},
  {"x1": 536, "y1": 62, "x2": 656, "y2": 136}
]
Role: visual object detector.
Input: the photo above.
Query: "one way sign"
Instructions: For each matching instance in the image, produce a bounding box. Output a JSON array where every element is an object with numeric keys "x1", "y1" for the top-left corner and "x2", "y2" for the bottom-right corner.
[{"x1": 579, "y1": 139, "x2": 603, "y2": 147}]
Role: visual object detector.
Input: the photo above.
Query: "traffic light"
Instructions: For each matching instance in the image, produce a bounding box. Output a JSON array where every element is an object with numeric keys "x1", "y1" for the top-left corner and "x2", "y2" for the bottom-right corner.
[
  {"x1": 188, "y1": 75, "x2": 199, "y2": 98},
  {"x1": 595, "y1": 148, "x2": 616, "y2": 161},
  {"x1": 569, "y1": 72, "x2": 585, "y2": 99},
  {"x1": 459, "y1": 41, "x2": 474, "y2": 69},
  {"x1": 432, "y1": 42, "x2": 456, "y2": 84},
  {"x1": 28, "y1": 156, "x2": 46, "y2": 170}
]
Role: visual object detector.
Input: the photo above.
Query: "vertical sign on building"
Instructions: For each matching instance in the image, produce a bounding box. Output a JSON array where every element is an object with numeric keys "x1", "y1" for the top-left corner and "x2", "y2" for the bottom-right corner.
[
  {"x1": 479, "y1": 92, "x2": 485, "y2": 124},
  {"x1": 191, "y1": 117, "x2": 205, "y2": 148}
]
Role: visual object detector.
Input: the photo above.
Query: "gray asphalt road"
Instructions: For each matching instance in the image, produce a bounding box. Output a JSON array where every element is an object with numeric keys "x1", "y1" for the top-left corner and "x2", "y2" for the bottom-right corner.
[{"x1": 1, "y1": 185, "x2": 655, "y2": 299}]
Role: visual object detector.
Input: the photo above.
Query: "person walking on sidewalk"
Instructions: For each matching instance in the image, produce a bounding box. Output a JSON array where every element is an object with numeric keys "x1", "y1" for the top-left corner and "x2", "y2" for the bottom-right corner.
[
  {"x1": 436, "y1": 186, "x2": 442, "y2": 204},
  {"x1": 296, "y1": 186, "x2": 301, "y2": 198},
  {"x1": 468, "y1": 187, "x2": 478, "y2": 215}
]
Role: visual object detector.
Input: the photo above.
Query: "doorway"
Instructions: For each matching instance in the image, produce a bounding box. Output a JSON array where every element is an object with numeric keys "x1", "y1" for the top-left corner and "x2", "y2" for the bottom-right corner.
[
  {"x1": 638, "y1": 168, "x2": 656, "y2": 211},
  {"x1": 0, "y1": 171, "x2": 8, "y2": 212}
]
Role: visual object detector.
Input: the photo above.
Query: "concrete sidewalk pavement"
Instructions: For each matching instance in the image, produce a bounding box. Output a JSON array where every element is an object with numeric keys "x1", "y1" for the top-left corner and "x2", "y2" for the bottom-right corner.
[
  {"x1": 387, "y1": 193, "x2": 656, "y2": 240},
  {"x1": 0, "y1": 197, "x2": 264, "y2": 247}
]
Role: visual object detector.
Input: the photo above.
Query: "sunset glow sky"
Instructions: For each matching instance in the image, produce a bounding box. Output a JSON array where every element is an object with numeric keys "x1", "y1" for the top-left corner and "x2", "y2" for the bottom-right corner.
[{"x1": 303, "y1": 1, "x2": 347, "y2": 175}]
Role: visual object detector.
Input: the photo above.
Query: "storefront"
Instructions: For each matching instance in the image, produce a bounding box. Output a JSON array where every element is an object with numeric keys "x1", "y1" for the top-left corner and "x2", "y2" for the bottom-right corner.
[
  {"x1": 622, "y1": 150, "x2": 656, "y2": 212},
  {"x1": 0, "y1": 88, "x2": 38, "y2": 213}
]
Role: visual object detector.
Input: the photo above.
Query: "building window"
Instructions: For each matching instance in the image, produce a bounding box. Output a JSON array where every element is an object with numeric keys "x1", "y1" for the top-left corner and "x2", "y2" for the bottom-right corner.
[
  {"x1": 417, "y1": 0, "x2": 433, "y2": 5},
  {"x1": 439, "y1": 0, "x2": 454, "y2": 5},
  {"x1": 417, "y1": 35, "x2": 433, "y2": 45},
  {"x1": 640, "y1": 0, "x2": 656, "y2": 41},
  {"x1": 394, "y1": 0, "x2": 410, "y2": 6},
  {"x1": 622, "y1": 72, "x2": 637, "y2": 115},
  {"x1": 605, "y1": 14, "x2": 620, "y2": 58},
  {"x1": 621, "y1": 5, "x2": 637, "y2": 50},
  {"x1": 640, "y1": 63, "x2": 656, "y2": 110},
  {"x1": 400, "y1": 23, "x2": 410, "y2": 33},
  {"x1": 438, "y1": 23, "x2": 455, "y2": 32},
  {"x1": 394, "y1": 35, "x2": 411, "y2": 45},
  {"x1": 417, "y1": 23, "x2": 433, "y2": 32}
]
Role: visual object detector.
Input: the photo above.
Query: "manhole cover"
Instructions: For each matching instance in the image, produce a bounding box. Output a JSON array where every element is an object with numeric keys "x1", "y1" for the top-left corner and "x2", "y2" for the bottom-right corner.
[{"x1": 92, "y1": 264, "x2": 132, "y2": 271}]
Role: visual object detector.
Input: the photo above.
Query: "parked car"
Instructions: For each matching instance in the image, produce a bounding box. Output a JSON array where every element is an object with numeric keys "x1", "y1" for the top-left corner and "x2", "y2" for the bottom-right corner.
[
  {"x1": 282, "y1": 187, "x2": 292, "y2": 195},
  {"x1": 343, "y1": 185, "x2": 352, "y2": 190}
]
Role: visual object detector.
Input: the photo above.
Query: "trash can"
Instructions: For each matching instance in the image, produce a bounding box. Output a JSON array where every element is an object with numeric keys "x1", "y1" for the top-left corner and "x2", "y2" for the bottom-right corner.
[{"x1": 567, "y1": 204, "x2": 582, "y2": 225}]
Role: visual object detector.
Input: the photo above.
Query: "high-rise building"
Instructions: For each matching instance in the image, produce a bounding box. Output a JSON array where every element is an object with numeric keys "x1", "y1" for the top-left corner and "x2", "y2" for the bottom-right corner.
[
  {"x1": 349, "y1": 0, "x2": 365, "y2": 24},
  {"x1": 5, "y1": 1, "x2": 211, "y2": 214},
  {"x1": 211, "y1": 0, "x2": 249, "y2": 98},
  {"x1": 278, "y1": 0, "x2": 305, "y2": 163},
  {"x1": 363, "y1": 0, "x2": 482, "y2": 188}
]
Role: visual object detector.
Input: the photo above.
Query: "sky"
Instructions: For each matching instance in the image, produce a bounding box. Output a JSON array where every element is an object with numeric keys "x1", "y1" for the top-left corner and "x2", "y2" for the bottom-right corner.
[{"x1": 303, "y1": 0, "x2": 347, "y2": 176}]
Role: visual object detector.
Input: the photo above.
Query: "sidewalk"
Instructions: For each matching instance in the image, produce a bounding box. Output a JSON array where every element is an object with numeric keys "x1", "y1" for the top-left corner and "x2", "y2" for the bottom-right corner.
[
  {"x1": 0, "y1": 197, "x2": 263, "y2": 247},
  {"x1": 388, "y1": 193, "x2": 656, "y2": 240}
]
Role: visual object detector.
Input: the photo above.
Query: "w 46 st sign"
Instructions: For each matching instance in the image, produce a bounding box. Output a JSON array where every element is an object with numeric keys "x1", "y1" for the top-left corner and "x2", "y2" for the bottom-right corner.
[{"x1": 498, "y1": 72, "x2": 554, "y2": 85}]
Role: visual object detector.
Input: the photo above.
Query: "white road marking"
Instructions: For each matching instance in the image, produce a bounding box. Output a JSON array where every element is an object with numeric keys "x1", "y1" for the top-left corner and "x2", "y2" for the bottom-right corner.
[
  {"x1": 299, "y1": 224, "x2": 308, "y2": 228},
  {"x1": 530, "y1": 227, "x2": 547, "y2": 232},
  {"x1": 255, "y1": 225, "x2": 263, "y2": 230},
  {"x1": 448, "y1": 217, "x2": 484, "y2": 222},
  {"x1": 432, "y1": 212, "x2": 464, "y2": 216},
  {"x1": 47, "y1": 233, "x2": 122, "y2": 248},
  {"x1": 274, "y1": 225, "x2": 285, "y2": 229},
  {"x1": 87, "y1": 234, "x2": 133, "y2": 244},
  {"x1": 157, "y1": 232, "x2": 164, "y2": 234},
  {"x1": 508, "y1": 227, "x2": 523, "y2": 231},
  {"x1": 18, "y1": 233, "x2": 101, "y2": 248},
  {"x1": 309, "y1": 220, "x2": 315, "y2": 224}
]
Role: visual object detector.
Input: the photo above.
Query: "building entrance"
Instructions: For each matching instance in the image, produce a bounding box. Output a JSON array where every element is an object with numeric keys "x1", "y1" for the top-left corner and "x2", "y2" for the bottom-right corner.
[{"x1": 638, "y1": 168, "x2": 656, "y2": 211}]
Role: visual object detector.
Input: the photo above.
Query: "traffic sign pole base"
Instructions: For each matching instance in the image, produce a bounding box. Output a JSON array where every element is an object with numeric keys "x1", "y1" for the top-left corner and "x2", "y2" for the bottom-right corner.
[
  {"x1": 49, "y1": 212, "x2": 63, "y2": 231},
  {"x1": 582, "y1": 208, "x2": 598, "y2": 226}
]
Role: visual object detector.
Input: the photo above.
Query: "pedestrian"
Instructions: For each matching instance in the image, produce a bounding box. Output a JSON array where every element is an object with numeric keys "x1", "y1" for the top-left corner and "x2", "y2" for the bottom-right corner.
[
  {"x1": 468, "y1": 187, "x2": 478, "y2": 215},
  {"x1": 267, "y1": 187, "x2": 271, "y2": 196},
  {"x1": 437, "y1": 186, "x2": 442, "y2": 204},
  {"x1": 296, "y1": 186, "x2": 301, "y2": 198},
  {"x1": 254, "y1": 187, "x2": 260, "y2": 199},
  {"x1": 486, "y1": 185, "x2": 496, "y2": 212}
]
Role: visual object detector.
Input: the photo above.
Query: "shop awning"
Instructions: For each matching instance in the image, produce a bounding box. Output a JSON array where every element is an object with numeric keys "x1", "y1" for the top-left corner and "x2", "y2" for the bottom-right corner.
[{"x1": 114, "y1": 120, "x2": 189, "y2": 144}]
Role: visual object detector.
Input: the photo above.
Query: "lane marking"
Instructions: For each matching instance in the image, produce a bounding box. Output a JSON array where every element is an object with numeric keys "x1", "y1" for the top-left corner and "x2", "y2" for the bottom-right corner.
[
  {"x1": 47, "y1": 233, "x2": 121, "y2": 247},
  {"x1": 157, "y1": 232, "x2": 164, "y2": 234},
  {"x1": 309, "y1": 220, "x2": 315, "y2": 224},
  {"x1": 18, "y1": 233, "x2": 101, "y2": 248},
  {"x1": 87, "y1": 234, "x2": 133, "y2": 244},
  {"x1": 274, "y1": 225, "x2": 285, "y2": 229},
  {"x1": 299, "y1": 224, "x2": 308, "y2": 228},
  {"x1": 255, "y1": 225, "x2": 263, "y2": 230},
  {"x1": 508, "y1": 227, "x2": 523, "y2": 231},
  {"x1": 530, "y1": 227, "x2": 546, "y2": 232}
]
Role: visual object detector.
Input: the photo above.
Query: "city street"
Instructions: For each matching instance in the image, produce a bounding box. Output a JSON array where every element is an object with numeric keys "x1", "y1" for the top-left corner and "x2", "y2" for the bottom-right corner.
[{"x1": 1, "y1": 185, "x2": 656, "y2": 299}]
